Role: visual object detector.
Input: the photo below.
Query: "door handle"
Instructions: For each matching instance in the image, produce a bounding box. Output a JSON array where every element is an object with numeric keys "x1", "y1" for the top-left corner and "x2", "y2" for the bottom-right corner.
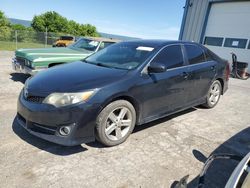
[
  {"x1": 182, "y1": 72, "x2": 189, "y2": 79},
  {"x1": 211, "y1": 66, "x2": 215, "y2": 70}
]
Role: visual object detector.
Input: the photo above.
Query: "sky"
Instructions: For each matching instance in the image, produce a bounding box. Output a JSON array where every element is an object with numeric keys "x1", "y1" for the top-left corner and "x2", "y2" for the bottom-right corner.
[{"x1": 1, "y1": 0, "x2": 185, "y2": 39}]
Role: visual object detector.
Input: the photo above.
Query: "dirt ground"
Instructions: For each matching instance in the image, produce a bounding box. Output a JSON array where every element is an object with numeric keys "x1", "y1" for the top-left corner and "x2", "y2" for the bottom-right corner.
[{"x1": 0, "y1": 51, "x2": 250, "y2": 188}]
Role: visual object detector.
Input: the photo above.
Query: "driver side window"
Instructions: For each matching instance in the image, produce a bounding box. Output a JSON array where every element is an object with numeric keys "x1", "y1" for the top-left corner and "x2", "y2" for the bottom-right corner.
[{"x1": 152, "y1": 45, "x2": 184, "y2": 69}]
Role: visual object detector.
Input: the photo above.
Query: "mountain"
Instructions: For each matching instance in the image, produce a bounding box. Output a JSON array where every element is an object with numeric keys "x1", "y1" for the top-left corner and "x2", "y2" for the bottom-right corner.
[
  {"x1": 8, "y1": 18, "x2": 139, "y2": 41},
  {"x1": 9, "y1": 18, "x2": 31, "y2": 27}
]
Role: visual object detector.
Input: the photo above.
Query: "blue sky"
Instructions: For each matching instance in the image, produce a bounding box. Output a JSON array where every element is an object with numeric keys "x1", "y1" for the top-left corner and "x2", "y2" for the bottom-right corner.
[{"x1": 1, "y1": 0, "x2": 185, "y2": 39}]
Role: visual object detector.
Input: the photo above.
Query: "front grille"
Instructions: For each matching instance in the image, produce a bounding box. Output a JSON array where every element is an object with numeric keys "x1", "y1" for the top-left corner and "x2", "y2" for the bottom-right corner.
[
  {"x1": 16, "y1": 57, "x2": 25, "y2": 66},
  {"x1": 26, "y1": 96, "x2": 45, "y2": 103},
  {"x1": 16, "y1": 56, "x2": 32, "y2": 68}
]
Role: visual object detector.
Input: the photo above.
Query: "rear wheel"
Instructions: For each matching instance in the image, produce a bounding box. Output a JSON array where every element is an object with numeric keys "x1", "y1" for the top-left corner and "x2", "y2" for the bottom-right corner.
[
  {"x1": 203, "y1": 80, "x2": 222, "y2": 108},
  {"x1": 96, "y1": 100, "x2": 136, "y2": 146}
]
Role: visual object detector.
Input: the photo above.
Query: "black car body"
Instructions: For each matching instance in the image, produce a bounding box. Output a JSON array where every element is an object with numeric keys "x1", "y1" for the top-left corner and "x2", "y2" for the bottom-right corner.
[{"x1": 16, "y1": 40, "x2": 229, "y2": 146}]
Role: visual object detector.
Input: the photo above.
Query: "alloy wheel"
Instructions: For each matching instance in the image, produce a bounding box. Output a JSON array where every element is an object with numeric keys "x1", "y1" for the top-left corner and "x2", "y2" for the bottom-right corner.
[
  {"x1": 209, "y1": 83, "x2": 220, "y2": 105},
  {"x1": 105, "y1": 107, "x2": 132, "y2": 141}
]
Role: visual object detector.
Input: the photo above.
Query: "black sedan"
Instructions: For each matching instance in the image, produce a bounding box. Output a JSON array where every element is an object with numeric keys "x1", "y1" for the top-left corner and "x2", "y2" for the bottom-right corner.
[{"x1": 16, "y1": 40, "x2": 229, "y2": 146}]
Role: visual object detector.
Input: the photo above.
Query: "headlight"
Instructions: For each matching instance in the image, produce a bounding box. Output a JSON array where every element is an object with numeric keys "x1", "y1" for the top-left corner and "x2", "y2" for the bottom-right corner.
[{"x1": 43, "y1": 90, "x2": 96, "y2": 107}]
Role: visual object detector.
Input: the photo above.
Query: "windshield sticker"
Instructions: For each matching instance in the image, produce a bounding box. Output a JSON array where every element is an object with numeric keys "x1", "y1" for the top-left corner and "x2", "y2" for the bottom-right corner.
[
  {"x1": 89, "y1": 41, "x2": 99, "y2": 46},
  {"x1": 136, "y1": 46, "x2": 154, "y2": 51}
]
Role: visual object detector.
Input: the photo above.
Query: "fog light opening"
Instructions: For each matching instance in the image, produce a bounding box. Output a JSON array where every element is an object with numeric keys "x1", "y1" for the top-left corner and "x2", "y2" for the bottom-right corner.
[{"x1": 59, "y1": 126, "x2": 71, "y2": 136}]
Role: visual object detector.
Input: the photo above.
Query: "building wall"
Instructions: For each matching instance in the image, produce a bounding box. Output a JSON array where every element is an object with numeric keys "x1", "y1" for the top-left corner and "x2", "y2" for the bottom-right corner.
[
  {"x1": 180, "y1": 0, "x2": 250, "y2": 72},
  {"x1": 179, "y1": 0, "x2": 210, "y2": 42}
]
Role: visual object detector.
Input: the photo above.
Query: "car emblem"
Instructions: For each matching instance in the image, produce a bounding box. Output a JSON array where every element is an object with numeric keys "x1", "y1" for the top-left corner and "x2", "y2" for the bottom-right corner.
[{"x1": 24, "y1": 87, "x2": 29, "y2": 99}]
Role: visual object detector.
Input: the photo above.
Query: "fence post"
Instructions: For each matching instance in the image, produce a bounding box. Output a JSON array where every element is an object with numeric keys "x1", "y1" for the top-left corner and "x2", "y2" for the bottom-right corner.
[
  {"x1": 45, "y1": 27, "x2": 48, "y2": 47},
  {"x1": 15, "y1": 30, "x2": 17, "y2": 50}
]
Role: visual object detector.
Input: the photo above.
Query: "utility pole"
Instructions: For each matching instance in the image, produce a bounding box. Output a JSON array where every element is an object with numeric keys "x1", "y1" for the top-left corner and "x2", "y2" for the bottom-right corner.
[
  {"x1": 15, "y1": 30, "x2": 17, "y2": 50},
  {"x1": 45, "y1": 27, "x2": 48, "y2": 47}
]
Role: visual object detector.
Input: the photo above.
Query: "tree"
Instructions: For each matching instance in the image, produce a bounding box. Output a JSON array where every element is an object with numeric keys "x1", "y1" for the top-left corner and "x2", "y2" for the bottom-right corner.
[
  {"x1": 31, "y1": 11, "x2": 99, "y2": 37},
  {"x1": 0, "y1": 11, "x2": 10, "y2": 27},
  {"x1": 32, "y1": 11, "x2": 70, "y2": 33},
  {"x1": 0, "y1": 11, "x2": 11, "y2": 40}
]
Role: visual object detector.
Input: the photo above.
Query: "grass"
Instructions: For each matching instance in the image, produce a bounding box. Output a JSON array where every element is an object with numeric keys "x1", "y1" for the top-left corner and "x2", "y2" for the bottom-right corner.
[{"x1": 0, "y1": 41, "x2": 47, "y2": 51}]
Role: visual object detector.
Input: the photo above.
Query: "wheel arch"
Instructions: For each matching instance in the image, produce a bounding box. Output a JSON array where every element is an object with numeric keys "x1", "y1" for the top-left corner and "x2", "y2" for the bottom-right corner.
[
  {"x1": 216, "y1": 78, "x2": 224, "y2": 95},
  {"x1": 100, "y1": 95, "x2": 141, "y2": 125}
]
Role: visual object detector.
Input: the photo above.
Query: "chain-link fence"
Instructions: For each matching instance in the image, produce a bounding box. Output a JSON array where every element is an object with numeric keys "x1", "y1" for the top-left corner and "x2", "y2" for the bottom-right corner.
[{"x1": 0, "y1": 29, "x2": 75, "y2": 51}]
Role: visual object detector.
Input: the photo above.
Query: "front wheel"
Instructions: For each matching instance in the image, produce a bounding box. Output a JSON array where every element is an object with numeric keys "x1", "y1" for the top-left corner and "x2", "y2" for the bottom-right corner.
[
  {"x1": 203, "y1": 80, "x2": 222, "y2": 108},
  {"x1": 96, "y1": 100, "x2": 136, "y2": 146}
]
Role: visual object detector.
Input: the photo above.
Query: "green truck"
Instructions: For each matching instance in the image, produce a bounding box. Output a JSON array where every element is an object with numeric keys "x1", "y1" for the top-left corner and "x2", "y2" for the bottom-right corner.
[{"x1": 12, "y1": 37, "x2": 119, "y2": 75}]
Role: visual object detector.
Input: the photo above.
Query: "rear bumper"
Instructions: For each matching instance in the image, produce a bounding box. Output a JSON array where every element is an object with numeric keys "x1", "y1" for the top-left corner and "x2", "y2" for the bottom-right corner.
[
  {"x1": 12, "y1": 58, "x2": 39, "y2": 75},
  {"x1": 17, "y1": 90, "x2": 99, "y2": 146}
]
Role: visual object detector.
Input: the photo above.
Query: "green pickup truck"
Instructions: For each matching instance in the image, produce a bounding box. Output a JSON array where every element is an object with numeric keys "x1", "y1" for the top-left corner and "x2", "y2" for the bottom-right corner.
[{"x1": 12, "y1": 37, "x2": 119, "y2": 75}]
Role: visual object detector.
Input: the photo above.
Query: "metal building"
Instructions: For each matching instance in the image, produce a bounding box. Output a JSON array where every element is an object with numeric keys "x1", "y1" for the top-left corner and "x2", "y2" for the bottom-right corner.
[{"x1": 179, "y1": 0, "x2": 250, "y2": 71}]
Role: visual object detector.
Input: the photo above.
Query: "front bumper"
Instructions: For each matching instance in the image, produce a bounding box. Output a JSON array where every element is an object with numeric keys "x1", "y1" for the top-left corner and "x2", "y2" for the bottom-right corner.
[
  {"x1": 17, "y1": 91, "x2": 99, "y2": 146},
  {"x1": 12, "y1": 58, "x2": 39, "y2": 75}
]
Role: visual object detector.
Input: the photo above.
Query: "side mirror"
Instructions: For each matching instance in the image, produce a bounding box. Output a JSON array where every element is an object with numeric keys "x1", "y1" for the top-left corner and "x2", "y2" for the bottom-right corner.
[{"x1": 148, "y1": 63, "x2": 166, "y2": 73}]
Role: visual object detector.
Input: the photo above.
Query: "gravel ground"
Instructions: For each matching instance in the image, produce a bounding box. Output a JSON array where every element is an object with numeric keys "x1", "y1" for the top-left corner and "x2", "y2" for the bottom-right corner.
[{"x1": 0, "y1": 50, "x2": 250, "y2": 188}]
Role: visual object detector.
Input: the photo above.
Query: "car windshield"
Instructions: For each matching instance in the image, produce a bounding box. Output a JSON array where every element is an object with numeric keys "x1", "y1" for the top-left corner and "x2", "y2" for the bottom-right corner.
[
  {"x1": 69, "y1": 38, "x2": 100, "y2": 52},
  {"x1": 84, "y1": 42, "x2": 155, "y2": 70}
]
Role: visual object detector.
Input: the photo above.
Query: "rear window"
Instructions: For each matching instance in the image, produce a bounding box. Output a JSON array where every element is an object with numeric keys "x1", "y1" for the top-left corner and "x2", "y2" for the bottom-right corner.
[
  {"x1": 224, "y1": 38, "x2": 247, "y2": 49},
  {"x1": 98, "y1": 42, "x2": 115, "y2": 50},
  {"x1": 185, "y1": 44, "x2": 206, "y2": 65},
  {"x1": 204, "y1": 36, "x2": 224, "y2": 46},
  {"x1": 60, "y1": 36, "x2": 74, "y2": 40}
]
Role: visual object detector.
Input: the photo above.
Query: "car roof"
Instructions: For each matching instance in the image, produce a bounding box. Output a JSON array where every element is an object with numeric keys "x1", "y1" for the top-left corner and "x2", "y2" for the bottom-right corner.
[{"x1": 118, "y1": 39, "x2": 199, "y2": 48}]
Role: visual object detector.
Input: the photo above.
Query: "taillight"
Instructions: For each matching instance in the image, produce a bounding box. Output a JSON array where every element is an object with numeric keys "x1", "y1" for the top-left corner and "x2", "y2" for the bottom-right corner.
[{"x1": 226, "y1": 62, "x2": 230, "y2": 81}]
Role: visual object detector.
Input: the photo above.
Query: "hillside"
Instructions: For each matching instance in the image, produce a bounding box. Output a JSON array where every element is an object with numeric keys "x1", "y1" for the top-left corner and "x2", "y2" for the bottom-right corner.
[{"x1": 8, "y1": 18, "x2": 139, "y2": 41}]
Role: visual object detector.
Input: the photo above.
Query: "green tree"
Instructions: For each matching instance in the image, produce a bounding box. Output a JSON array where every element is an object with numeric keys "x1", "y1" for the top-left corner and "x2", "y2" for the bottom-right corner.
[
  {"x1": 0, "y1": 11, "x2": 11, "y2": 40},
  {"x1": 31, "y1": 11, "x2": 99, "y2": 37},
  {"x1": 0, "y1": 10, "x2": 10, "y2": 27},
  {"x1": 11, "y1": 24, "x2": 26, "y2": 31},
  {"x1": 31, "y1": 11, "x2": 69, "y2": 33}
]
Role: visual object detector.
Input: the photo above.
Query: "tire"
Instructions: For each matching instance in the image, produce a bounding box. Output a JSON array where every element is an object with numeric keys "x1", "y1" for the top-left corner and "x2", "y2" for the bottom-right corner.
[
  {"x1": 203, "y1": 80, "x2": 222, "y2": 108},
  {"x1": 96, "y1": 100, "x2": 136, "y2": 146}
]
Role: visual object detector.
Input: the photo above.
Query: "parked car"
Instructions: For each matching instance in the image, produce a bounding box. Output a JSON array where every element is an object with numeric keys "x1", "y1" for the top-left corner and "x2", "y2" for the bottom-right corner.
[
  {"x1": 174, "y1": 151, "x2": 250, "y2": 188},
  {"x1": 16, "y1": 40, "x2": 229, "y2": 146},
  {"x1": 52, "y1": 35, "x2": 76, "y2": 47},
  {"x1": 12, "y1": 37, "x2": 119, "y2": 75}
]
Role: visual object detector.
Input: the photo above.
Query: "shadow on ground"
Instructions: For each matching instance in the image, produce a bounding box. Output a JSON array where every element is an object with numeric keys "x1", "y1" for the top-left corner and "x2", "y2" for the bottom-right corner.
[
  {"x1": 10, "y1": 73, "x2": 30, "y2": 84},
  {"x1": 171, "y1": 127, "x2": 250, "y2": 188},
  {"x1": 12, "y1": 117, "x2": 87, "y2": 156}
]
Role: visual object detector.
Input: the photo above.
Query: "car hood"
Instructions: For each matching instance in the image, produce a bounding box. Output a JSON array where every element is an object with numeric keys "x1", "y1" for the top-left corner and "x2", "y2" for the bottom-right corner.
[
  {"x1": 15, "y1": 47, "x2": 92, "y2": 61},
  {"x1": 26, "y1": 61, "x2": 128, "y2": 95}
]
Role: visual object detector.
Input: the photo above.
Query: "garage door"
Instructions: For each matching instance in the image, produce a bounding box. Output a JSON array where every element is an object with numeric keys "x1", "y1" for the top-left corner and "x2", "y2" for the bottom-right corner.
[{"x1": 203, "y1": 1, "x2": 250, "y2": 72}]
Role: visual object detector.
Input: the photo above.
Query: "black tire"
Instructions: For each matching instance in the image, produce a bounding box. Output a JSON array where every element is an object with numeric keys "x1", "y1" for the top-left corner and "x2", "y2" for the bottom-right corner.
[
  {"x1": 203, "y1": 80, "x2": 222, "y2": 108},
  {"x1": 96, "y1": 100, "x2": 136, "y2": 146}
]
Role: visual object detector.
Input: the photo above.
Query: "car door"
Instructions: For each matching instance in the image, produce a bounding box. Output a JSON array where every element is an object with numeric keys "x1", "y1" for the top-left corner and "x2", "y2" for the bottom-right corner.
[
  {"x1": 140, "y1": 44, "x2": 192, "y2": 121},
  {"x1": 183, "y1": 44, "x2": 217, "y2": 104}
]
